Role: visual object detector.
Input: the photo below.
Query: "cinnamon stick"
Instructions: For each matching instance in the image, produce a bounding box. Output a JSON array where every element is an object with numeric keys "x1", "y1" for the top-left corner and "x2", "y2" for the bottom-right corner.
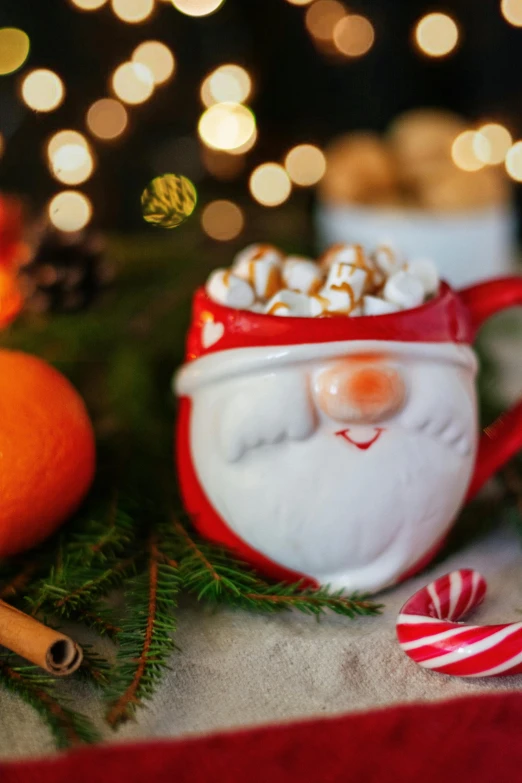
[{"x1": 0, "y1": 600, "x2": 83, "y2": 676}]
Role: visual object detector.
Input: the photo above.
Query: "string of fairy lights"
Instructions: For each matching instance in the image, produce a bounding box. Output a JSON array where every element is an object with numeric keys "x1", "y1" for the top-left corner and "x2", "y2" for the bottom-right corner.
[{"x1": 0, "y1": 0, "x2": 522, "y2": 241}]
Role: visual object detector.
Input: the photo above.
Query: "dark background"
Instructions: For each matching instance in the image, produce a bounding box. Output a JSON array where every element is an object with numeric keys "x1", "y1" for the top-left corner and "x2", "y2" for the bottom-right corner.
[{"x1": 0, "y1": 0, "x2": 521, "y2": 229}]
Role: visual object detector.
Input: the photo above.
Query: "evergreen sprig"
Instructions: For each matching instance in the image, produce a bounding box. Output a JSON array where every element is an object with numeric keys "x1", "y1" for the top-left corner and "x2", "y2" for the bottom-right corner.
[
  {"x1": 173, "y1": 518, "x2": 382, "y2": 618},
  {"x1": 0, "y1": 659, "x2": 100, "y2": 749},
  {"x1": 105, "y1": 535, "x2": 179, "y2": 727}
]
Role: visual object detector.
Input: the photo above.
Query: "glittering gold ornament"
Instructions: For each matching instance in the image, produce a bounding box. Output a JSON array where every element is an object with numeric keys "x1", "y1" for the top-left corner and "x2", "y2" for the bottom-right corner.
[{"x1": 141, "y1": 174, "x2": 197, "y2": 228}]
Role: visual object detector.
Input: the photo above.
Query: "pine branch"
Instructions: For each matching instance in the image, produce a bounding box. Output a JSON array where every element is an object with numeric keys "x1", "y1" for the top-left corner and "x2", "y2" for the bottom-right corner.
[
  {"x1": 71, "y1": 605, "x2": 121, "y2": 639},
  {"x1": 0, "y1": 659, "x2": 100, "y2": 749},
  {"x1": 77, "y1": 647, "x2": 112, "y2": 688},
  {"x1": 28, "y1": 555, "x2": 139, "y2": 618},
  {"x1": 173, "y1": 518, "x2": 382, "y2": 617},
  {"x1": 64, "y1": 493, "x2": 136, "y2": 566},
  {"x1": 105, "y1": 535, "x2": 179, "y2": 727}
]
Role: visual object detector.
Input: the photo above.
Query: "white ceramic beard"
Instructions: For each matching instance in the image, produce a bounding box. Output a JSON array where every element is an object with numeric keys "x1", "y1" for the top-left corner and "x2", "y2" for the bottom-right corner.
[{"x1": 186, "y1": 347, "x2": 478, "y2": 594}]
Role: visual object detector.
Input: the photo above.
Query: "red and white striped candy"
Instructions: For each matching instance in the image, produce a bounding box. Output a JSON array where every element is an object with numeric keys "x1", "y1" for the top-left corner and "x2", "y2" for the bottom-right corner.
[{"x1": 396, "y1": 569, "x2": 522, "y2": 677}]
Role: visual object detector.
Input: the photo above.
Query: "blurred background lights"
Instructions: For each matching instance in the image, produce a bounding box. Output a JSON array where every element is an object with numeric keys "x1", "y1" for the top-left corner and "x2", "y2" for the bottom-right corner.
[
  {"x1": 48, "y1": 191, "x2": 93, "y2": 232},
  {"x1": 285, "y1": 144, "x2": 326, "y2": 186},
  {"x1": 452, "y1": 130, "x2": 488, "y2": 172},
  {"x1": 249, "y1": 163, "x2": 292, "y2": 207},
  {"x1": 112, "y1": 62, "x2": 154, "y2": 104},
  {"x1": 70, "y1": 0, "x2": 108, "y2": 9},
  {"x1": 111, "y1": 0, "x2": 155, "y2": 23},
  {"x1": 501, "y1": 0, "x2": 522, "y2": 26},
  {"x1": 0, "y1": 28, "x2": 30, "y2": 75},
  {"x1": 285, "y1": 0, "x2": 314, "y2": 5},
  {"x1": 201, "y1": 200, "x2": 244, "y2": 240},
  {"x1": 132, "y1": 41, "x2": 175, "y2": 85},
  {"x1": 305, "y1": 0, "x2": 345, "y2": 42},
  {"x1": 415, "y1": 13, "x2": 459, "y2": 57},
  {"x1": 87, "y1": 98, "x2": 128, "y2": 140},
  {"x1": 474, "y1": 123, "x2": 512, "y2": 165},
  {"x1": 171, "y1": 0, "x2": 225, "y2": 17},
  {"x1": 21, "y1": 69, "x2": 65, "y2": 112},
  {"x1": 50, "y1": 144, "x2": 94, "y2": 186},
  {"x1": 201, "y1": 147, "x2": 245, "y2": 180},
  {"x1": 48, "y1": 130, "x2": 89, "y2": 161},
  {"x1": 333, "y1": 15, "x2": 375, "y2": 57},
  {"x1": 200, "y1": 64, "x2": 252, "y2": 107},
  {"x1": 505, "y1": 142, "x2": 522, "y2": 181},
  {"x1": 198, "y1": 102, "x2": 256, "y2": 152}
]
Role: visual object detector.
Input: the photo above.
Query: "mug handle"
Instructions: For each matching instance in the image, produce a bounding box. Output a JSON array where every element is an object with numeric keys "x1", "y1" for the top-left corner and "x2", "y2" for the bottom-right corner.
[{"x1": 460, "y1": 276, "x2": 522, "y2": 500}]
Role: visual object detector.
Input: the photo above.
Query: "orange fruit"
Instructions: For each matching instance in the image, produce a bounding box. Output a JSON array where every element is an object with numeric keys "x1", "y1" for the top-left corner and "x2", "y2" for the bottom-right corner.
[{"x1": 0, "y1": 350, "x2": 95, "y2": 557}]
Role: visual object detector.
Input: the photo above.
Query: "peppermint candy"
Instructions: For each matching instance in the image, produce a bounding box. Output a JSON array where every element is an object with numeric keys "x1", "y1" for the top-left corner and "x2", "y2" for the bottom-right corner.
[{"x1": 396, "y1": 569, "x2": 522, "y2": 678}]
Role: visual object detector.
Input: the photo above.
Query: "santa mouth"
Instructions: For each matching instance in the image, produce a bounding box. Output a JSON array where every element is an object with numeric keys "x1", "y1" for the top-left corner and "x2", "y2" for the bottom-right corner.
[{"x1": 335, "y1": 427, "x2": 384, "y2": 450}]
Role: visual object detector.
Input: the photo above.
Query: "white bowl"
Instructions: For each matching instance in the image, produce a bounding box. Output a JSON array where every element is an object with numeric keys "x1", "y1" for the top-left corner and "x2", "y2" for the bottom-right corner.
[{"x1": 315, "y1": 201, "x2": 517, "y2": 288}]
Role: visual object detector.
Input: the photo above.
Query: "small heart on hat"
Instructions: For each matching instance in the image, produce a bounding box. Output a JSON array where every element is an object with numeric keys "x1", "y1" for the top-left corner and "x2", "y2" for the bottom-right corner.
[{"x1": 202, "y1": 320, "x2": 225, "y2": 348}]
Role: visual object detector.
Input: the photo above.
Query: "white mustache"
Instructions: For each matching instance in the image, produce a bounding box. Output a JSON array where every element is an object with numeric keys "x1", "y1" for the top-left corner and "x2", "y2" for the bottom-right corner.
[{"x1": 399, "y1": 411, "x2": 472, "y2": 456}]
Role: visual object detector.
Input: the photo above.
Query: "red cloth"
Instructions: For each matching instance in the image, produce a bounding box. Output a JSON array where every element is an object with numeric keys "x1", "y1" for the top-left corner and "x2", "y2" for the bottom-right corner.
[{"x1": 3, "y1": 692, "x2": 522, "y2": 783}]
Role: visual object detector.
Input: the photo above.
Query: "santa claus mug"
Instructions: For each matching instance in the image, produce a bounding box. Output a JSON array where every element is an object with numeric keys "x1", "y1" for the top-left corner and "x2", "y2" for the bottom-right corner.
[{"x1": 175, "y1": 277, "x2": 522, "y2": 594}]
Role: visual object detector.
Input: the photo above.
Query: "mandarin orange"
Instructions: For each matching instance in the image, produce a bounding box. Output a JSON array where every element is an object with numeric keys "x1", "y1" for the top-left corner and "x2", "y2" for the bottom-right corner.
[{"x1": 0, "y1": 350, "x2": 95, "y2": 557}]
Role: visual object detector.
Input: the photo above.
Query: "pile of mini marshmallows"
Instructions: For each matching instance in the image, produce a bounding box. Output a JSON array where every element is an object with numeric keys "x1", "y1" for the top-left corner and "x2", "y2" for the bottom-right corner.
[{"x1": 205, "y1": 243, "x2": 440, "y2": 318}]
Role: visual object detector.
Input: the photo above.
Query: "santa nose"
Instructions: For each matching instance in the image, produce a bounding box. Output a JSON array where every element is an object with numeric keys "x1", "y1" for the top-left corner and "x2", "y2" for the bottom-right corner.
[{"x1": 315, "y1": 360, "x2": 406, "y2": 423}]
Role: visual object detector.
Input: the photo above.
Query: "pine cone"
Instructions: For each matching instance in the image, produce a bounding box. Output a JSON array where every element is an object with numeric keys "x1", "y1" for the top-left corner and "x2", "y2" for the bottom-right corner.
[{"x1": 19, "y1": 228, "x2": 114, "y2": 314}]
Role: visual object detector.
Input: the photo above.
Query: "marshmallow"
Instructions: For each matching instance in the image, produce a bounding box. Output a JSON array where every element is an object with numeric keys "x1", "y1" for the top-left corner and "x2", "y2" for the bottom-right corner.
[
  {"x1": 282, "y1": 256, "x2": 323, "y2": 295},
  {"x1": 233, "y1": 244, "x2": 283, "y2": 300},
  {"x1": 325, "y1": 263, "x2": 368, "y2": 303},
  {"x1": 265, "y1": 290, "x2": 326, "y2": 317},
  {"x1": 206, "y1": 269, "x2": 255, "y2": 309},
  {"x1": 372, "y1": 244, "x2": 402, "y2": 277},
  {"x1": 363, "y1": 295, "x2": 401, "y2": 316},
  {"x1": 319, "y1": 243, "x2": 366, "y2": 272},
  {"x1": 233, "y1": 243, "x2": 284, "y2": 274},
  {"x1": 404, "y1": 258, "x2": 440, "y2": 297},
  {"x1": 383, "y1": 270, "x2": 425, "y2": 310}
]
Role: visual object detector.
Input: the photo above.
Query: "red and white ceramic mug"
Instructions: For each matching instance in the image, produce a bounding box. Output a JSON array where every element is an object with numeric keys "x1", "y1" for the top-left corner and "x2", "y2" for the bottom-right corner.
[{"x1": 175, "y1": 277, "x2": 522, "y2": 594}]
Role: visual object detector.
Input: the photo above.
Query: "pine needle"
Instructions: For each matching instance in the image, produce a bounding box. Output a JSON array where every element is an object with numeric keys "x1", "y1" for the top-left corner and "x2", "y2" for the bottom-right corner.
[
  {"x1": 0, "y1": 659, "x2": 100, "y2": 749},
  {"x1": 173, "y1": 518, "x2": 382, "y2": 617},
  {"x1": 105, "y1": 535, "x2": 179, "y2": 727}
]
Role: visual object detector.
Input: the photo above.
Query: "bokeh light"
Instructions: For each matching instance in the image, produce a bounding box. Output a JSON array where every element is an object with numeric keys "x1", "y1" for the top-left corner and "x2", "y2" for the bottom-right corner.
[
  {"x1": 501, "y1": 0, "x2": 522, "y2": 26},
  {"x1": 0, "y1": 28, "x2": 30, "y2": 75},
  {"x1": 70, "y1": 0, "x2": 108, "y2": 9},
  {"x1": 249, "y1": 163, "x2": 292, "y2": 207},
  {"x1": 198, "y1": 102, "x2": 256, "y2": 152},
  {"x1": 21, "y1": 69, "x2": 65, "y2": 112},
  {"x1": 201, "y1": 200, "x2": 244, "y2": 241},
  {"x1": 141, "y1": 173, "x2": 197, "y2": 228},
  {"x1": 452, "y1": 131, "x2": 488, "y2": 172},
  {"x1": 285, "y1": 144, "x2": 326, "y2": 186},
  {"x1": 87, "y1": 98, "x2": 128, "y2": 140},
  {"x1": 285, "y1": 0, "x2": 314, "y2": 5},
  {"x1": 112, "y1": 62, "x2": 154, "y2": 104},
  {"x1": 50, "y1": 144, "x2": 94, "y2": 186},
  {"x1": 132, "y1": 41, "x2": 175, "y2": 85},
  {"x1": 171, "y1": 0, "x2": 225, "y2": 16},
  {"x1": 506, "y1": 142, "x2": 522, "y2": 181},
  {"x1": 48, "y1": 191, "x2": 93, "y2": 232},
  {"x1": 333, "y1": 15, "x2": 375, "y2": 57},
  {"x1": 305, "y1": 0, "x2": 345, "y2": 42},
  {"x1": 200, "y1": 64, "x2": 252, "y2": 107},
  {"x1": 48, "y1": 130, "x2": 89, "y2": 161},
  {"x1": 111, "y1": 0, "x2": 154, "y2": 22},
  {"x1": 474, "y1": 123, "x2": 513, "y2": 165},
  {"x1": 415, "y1": 13, "x2": 459, "y2": 57}
]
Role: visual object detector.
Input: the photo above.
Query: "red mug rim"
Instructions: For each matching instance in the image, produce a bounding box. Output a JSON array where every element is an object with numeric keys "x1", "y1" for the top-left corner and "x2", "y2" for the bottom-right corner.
[{"x1": 185, "y1": 281, "x2": 473, "y2": 362}]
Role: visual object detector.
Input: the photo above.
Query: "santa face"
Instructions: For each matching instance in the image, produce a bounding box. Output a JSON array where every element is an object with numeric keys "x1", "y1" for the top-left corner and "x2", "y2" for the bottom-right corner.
[{"x1": 180, "y1": 342, "x2": 478, "y2": 593}]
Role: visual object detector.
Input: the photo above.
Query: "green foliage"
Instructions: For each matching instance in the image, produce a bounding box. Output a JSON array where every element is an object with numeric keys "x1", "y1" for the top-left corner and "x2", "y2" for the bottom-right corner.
[{"x1": 0, "y1": 659, "x2": 100, "y2": 749}]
